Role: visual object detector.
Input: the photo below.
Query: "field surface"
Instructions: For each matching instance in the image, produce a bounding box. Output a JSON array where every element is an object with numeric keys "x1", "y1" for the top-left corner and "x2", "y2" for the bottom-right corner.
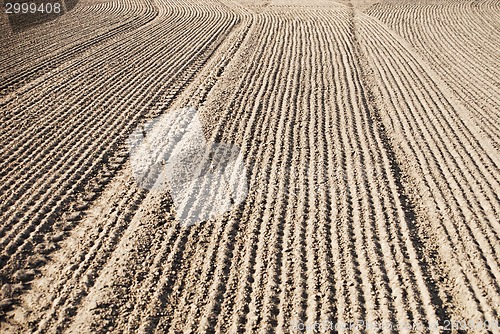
[{"x1": 1, "y1": 0, "x2": 499, "y2": 332}]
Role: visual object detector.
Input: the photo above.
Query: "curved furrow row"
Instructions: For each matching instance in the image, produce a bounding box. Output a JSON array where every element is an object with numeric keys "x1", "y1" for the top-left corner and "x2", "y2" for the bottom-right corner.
[
  {"x1": 0, "y1": 0, "x2": 159, "y2": 96},
  {"x1": 483, "y1": 0, "x2": 500, "y2": 21},
  {"x1": 0, "y1": 3, "x2": 236, "y2": 237},
  {"x1": 0, "y1": 3, "x2": 196, "y2": 142},
  {"x1": 382, "y1": 2, "x2": 500, "y2": 72},
  {"x1": 357, "y1": 13, "x2": 500, "y2": 193},
  {"x1": 0, "y1": 7, "x2": 234, "y2": 212},
  {"x1": 366, "y1": 2, "x2": 500, "y2": 148},
  {"x1": 0, "y1": 0, "x2": 151, "y2": 67},
  {"x1": 468, "y1": 0, "x2": 500, "y2": 32},
  {"x1": 362, "y1": 13, "x2": 495, "y2": 272},
  {"x1": 372, "y1": 1, "x2": 500, "y2": 124},
  {"x1": 358, "y1": 15, "x2": 500, "y2": 231},
  {"x1": 10, "y1": 6, "x2": 250, "y2": 332},
  {"x1": 0, "y1": 53, "x2": 216, "y2": 269},
  {"x1": 0, "y1": 0, "x2": 240, "y2": 316},
  {"x1": 357, "y1": 14, "x2": 500, "y2": 322},
  {"x1": 0, "y1": 0, "x2": 224, "y2": 112},
  {"x1": 0, "y1": 1, "x2": 211, "y2": 109},
  {"x1": 418, "y1": 3, "x2": 500, "y2": 100},
  {"x1": 367, "y1": 2, "x2": 500, "y2": 97}
]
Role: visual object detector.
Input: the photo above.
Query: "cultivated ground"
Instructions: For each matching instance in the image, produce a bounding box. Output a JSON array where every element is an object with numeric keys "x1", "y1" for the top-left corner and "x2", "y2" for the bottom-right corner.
[{"x1": 1, "y1": 0, "x2": 499, "y2": 332}]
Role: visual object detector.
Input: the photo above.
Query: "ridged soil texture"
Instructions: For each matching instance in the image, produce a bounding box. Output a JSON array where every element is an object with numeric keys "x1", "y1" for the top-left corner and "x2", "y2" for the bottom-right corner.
[{"x1": 1, "y1": 0, "x2": 498, "y2": 333}]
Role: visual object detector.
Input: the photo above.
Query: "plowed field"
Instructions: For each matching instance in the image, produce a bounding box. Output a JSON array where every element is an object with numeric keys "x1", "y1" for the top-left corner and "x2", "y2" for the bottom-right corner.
[{"x1": 1, "y1": 0, "x2": 499, "y2": 332}]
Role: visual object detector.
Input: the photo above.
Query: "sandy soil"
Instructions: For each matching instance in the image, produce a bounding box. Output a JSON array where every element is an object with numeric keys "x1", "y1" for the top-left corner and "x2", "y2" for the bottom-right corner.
[{"x1": 1, "y1": 0, "x2": 499, "y2": 332}]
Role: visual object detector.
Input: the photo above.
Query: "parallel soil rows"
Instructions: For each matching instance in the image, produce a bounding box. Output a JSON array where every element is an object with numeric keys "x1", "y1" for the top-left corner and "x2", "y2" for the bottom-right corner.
[
  {"x1": 26, "y1": 5, "x2": 453, "y2": 332},
  {"x1": 0, "y1": 0, "x2": 240, "y2": 324},
  {"x1": 0, "y1": 0, "x2": 158, "y2": 96},
  {"x1": 366, "y1": 1, "x2": 500, "y2": 149},
  {"x1": 357, "y1": 11, "x2": 499, "y2": 323},
  {"x1": 1, "y1": 0, "x2": 499, "y2": 333},
  {"x1": 7, "y1": 10, "x2": 254, "y2": 333}
]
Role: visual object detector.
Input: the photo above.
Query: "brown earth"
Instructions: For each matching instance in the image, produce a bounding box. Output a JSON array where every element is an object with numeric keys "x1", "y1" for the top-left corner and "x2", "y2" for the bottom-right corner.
[{"x1": 1, "y1": 0, "x2": 499, "y2": 332}]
